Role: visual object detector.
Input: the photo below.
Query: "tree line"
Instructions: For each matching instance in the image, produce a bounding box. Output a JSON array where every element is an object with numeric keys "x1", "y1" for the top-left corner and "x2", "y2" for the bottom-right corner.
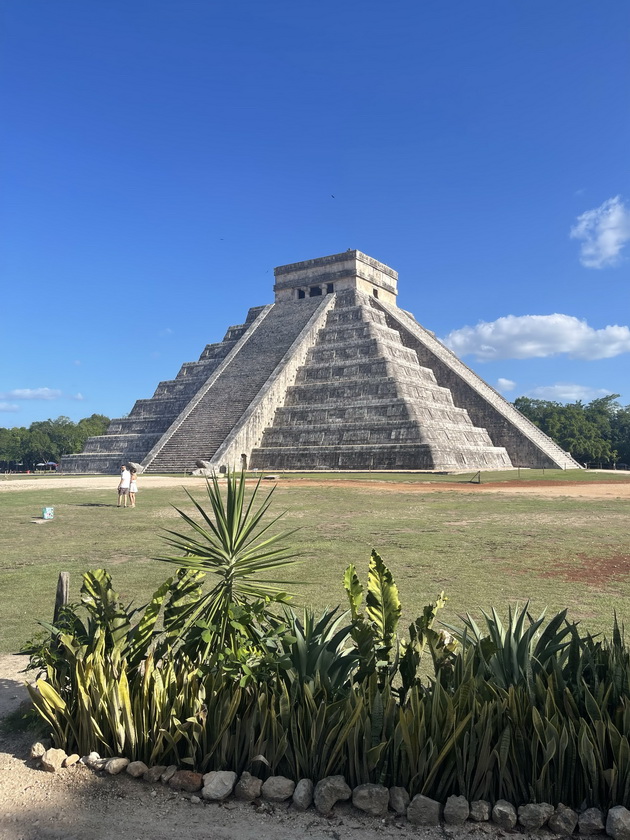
[
  {"x1": 514, "y1": 395, "x2": 630, "y2": 467},
  {"x1": 0, "y1": 414, "x2": 110, "y2": 471}
]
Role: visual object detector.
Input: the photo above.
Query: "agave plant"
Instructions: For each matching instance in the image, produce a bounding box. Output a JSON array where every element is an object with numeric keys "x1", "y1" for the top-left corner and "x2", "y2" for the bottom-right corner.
[
  {"x1": 277, "y1": 606, "x2": 359, "y2": 696},
  {"x1": 157, "y1": 469, "x2": 300, "y2": 655},
  {"x1": 446, "y1": 603, "x2": 575, "y2": 694}
]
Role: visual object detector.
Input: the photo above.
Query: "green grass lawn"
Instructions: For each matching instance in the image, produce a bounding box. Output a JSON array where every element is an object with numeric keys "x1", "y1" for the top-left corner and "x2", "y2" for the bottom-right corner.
[{"x1": 1, "y1": 471, "x2": 629, "y2": 652}]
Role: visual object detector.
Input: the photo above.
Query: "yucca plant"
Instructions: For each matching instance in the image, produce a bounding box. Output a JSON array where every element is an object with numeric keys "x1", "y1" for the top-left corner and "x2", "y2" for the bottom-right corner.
[{"x1": 157, "y1": 469, "x2": 300, "y2": 657}]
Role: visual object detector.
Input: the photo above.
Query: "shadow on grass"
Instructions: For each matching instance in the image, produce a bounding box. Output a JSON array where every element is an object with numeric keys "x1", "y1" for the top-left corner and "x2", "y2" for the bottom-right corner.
[{"x1": 72, "y1": 503, "x2": 118, "y2": 508}]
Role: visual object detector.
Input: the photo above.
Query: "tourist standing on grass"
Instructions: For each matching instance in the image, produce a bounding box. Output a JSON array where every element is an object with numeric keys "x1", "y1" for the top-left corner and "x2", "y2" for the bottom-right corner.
[
  {"x1": 117, "y1": 464, "x2": 131, "y2": 507},
  {"x1": 129, "y1": 470, "x2": 138, "y2": 507}
]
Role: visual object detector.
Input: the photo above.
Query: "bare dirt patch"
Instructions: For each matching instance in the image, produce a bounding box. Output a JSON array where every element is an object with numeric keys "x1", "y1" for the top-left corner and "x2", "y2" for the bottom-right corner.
[{"x1": 539, "y1": 553, "x2": 630, "y2": 586}]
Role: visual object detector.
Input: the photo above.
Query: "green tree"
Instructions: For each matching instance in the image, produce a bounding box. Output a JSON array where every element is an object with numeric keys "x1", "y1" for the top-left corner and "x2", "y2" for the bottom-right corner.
[{"x1": 514, "y1": 396, "x2": 620, "y2": 465}]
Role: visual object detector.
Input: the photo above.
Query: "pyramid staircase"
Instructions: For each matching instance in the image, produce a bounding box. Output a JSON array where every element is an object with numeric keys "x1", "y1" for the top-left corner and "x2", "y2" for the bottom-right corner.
[
  {"x1": 60, "y1": 305, "x2": 268, "y2": 473},
  {"x1": 249, "y1": 290, "x2": 513, "y2": 470},
  {"x1": 142, "y1": 296, "x2": 328, "y2": 472}
]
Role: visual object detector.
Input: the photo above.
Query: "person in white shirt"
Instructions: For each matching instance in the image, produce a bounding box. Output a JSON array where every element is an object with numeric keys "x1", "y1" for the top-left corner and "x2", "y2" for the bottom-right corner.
[
  {"x1": 117, "y1": 465, "x2": 131, "y2": 507},
  {"x1": 129, "y1": 470, "x2": 138, "y2": 508}
]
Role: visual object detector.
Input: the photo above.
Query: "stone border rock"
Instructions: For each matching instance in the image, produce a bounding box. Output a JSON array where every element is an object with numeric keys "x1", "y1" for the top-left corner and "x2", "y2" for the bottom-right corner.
[{"x1": 29, "y1": 742, "x2": 630, "y2": 838}]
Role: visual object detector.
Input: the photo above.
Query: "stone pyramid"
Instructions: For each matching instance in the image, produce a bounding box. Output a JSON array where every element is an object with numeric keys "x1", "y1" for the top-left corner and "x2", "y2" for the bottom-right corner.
[{"x1": 62, "y1": 251, "x2": 581, "y2": 474}]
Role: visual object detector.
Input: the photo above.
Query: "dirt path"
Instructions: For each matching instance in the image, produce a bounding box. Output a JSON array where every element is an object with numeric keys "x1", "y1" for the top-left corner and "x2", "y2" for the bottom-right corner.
[{"x1": 3, "y1": 472, "x2": 630, "y2": 499}]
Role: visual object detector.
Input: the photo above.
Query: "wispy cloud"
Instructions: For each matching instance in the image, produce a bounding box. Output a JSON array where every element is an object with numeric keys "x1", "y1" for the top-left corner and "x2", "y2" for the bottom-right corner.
[
  {"x1": 496, "y1": 378, "x2": 516, "y2": 392},
  {"x1": 0, "y1": 402, "x2": 19, "y2": 412},
  {"x1": 527, "y1": 383, "x2": 614, "y2": 402},
  {"x1": 73, "y1": 393, "x2": 85, "y2": 401},
  {"x1": 570, "y1": 196, "x2": 630, "y2": 268},
  {"x1": 443, "y1": 314, "x2": 630, "y2": 361},
  {"x1": 159, "y1": 327, "x2": 174, "y2": 337},
  {"x1": 0, "y1": 387, "x2": 63, "y2": 400}
]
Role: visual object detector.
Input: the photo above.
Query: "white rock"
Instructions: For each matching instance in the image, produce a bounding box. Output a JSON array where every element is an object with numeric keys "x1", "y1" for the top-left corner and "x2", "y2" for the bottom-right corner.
[
  {"x1": 407, "y1": 794, "x2": 441, "y2": 826},
  {"x1": 41, "y1": 748, "x2": 67, "y2": 773},
  {"x1": 492, "y1": 799, "x2": 517, "y2": 829},
  {"x1": 262, "y1": 776, "x2": 295, "y2": 802},
  {"x1": 126, "y1": 760, "x2": 149, "y2": 778},
  {"x1": 444, "y1": 795, "x2": 470, "y2": 825},
  {"x1": 313, "y1": 775, "x2": 351, "y2": 815},
  {"x1": 292, "y1": 779, "x2": 314, "y2": 811},
  {"x1": 470, "y1": 800, "x2": 491, "y2": 821},
  {"x1": 607, "y1": 806, "x2": 630, "y2": 840},
  {"x1": 201, "y1": 770, "x2": 238, "y2": 801},
  {"x1": 105, "y1": 757, "x2": 130, "y2": 775},
  {"x1": 352, "y1": 784, "x2": 389, "y2": 817},
  {"x1": 389, "y1": 787, "x2": 410, "y2": 815}
]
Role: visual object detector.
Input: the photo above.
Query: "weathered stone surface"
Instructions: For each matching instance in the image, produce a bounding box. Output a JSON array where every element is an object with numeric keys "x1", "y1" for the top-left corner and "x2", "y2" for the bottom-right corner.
[
  {"x1": 313, "y1": 776, "x2": 352, "y2": 815},
  {"x1": 234, "y1": 771, "x2": 263, "y2": 801},
  {"x1": 470, "y1": 800, "x2": 491, "y2": 822},
  {"x1": 607, "y1": 806, "x2": 630, "y2": 840},
  {"x1": 201, "y1": 770, "x2": 238, "y2": 802},
  {"x1": 41, "y1": 748, "x2": 67, "y2": 773},
  {"x1": 160, "y1": 765, "x2": 178, "y2": 784},
  {"x1": 169, "y1": 770, "x2": 203, "y2": 792},
  {"x1": 292, "y1": 779, "x2": 314, "y2": 811},
  {"x1": 105, "y1": 757, "x2": 130, "y2": 775},
  {"x1": 81, "y1": 751, "x2": 101, "y2": 768},
  {"x1": 492, "y1": 799, "x2": 517, "y2": 829},
  {"x1": 518, "y1": 802, "x2": 554, "y2": 830},
  {"x1": 63, "y1": 754, "x2": 80, "y2": 768},
  {"x1": 352, "y1": 784, "x2": 389, "y2": 817},
  {"x1": 407, "y1": 794, "x2": 441, "y2": 826},
  {"x1": 262, "y1": 775, "x2": 295, "y2": 802},
  {"x1": 92, "y1": 758, "x2": 109, "y2": 770},
  {"x1": 143, "y1": 764, "x2": 168, "y2": 783},
  {"x1": 63, "y1": 252, "x2": 580, "y2": 478},
  {"x1": 30, "y1": 740, "x2": 51, "y2": 759},
  {"x1": 389, "y1": 787, "x2": 410, "y2": 815},
  {"x1": 580, "y1": 808, "x2": 606, "y2": 834},
  {"x1": 444, "y1": 795, "x2": 470, "y2": 825},
  {"x1": 190, "y1": 795, "x2": 201, "y2": 804},
  {"x1": 126, "y1": 760, "x2": 149, "y2": 778},
  {"x1": 549, "y1": 804, "x2": 579, "y2": 836}
]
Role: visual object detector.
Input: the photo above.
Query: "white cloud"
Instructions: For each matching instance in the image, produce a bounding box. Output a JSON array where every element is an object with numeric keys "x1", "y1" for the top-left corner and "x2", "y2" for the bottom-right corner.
[
  {"x1": 0, "y1": 402, "x2": 19, "y2": 412},
  {"x1": 159, "y1": 327, "x2": 174, "y2": 337},
  {"x1": 570, "y1": 196, "x2": 630, "y2": 268},
  {"x1": 443, "y1": 314, "x2": 630, "y2": 361},
  {"x1": 72, "y1": 393, "x2": 85, "y2": 401},
  {"x1": 0, "y1": 387, "x2": 62, "y2": 400},
  {"x1": 527, "y1": 383, "x2": 614, "y2": 402},
  {"x1": 496, "y1": 378, "x2": 516, "y2": 392}
]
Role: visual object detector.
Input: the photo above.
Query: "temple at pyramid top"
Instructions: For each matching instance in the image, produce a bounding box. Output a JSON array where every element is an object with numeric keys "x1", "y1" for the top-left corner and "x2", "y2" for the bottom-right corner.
[
  {"x1": 62, "y1": 250, "x2": 582, "y2": 474},
  {"x1": 274, "y1": 250, "x2": 398, "y2": 306}
]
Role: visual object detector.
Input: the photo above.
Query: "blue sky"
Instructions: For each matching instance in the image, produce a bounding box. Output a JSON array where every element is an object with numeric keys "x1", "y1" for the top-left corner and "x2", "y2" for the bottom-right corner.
[{"x1": 1, "y1": 0, "x2": 629, "y2": 427}]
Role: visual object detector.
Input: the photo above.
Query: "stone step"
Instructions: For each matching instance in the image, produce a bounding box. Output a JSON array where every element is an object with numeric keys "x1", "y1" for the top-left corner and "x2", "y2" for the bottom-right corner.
[{"x1": 250, "y1": 442, "x2": 512, "y2": 471}]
